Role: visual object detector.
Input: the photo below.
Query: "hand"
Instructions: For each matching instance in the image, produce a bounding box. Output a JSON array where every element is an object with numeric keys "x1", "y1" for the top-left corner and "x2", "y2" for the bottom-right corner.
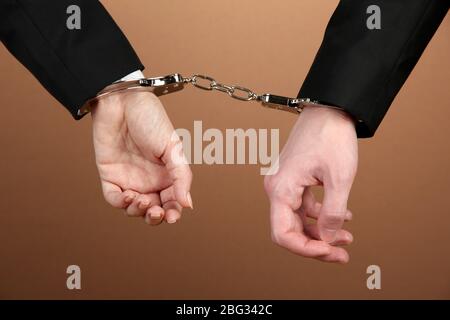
[
  {"x1": 91, "y1": 90, "x2": 193, "y2": 225},
  {"x1": 264, "y1": 105, "x2": 358, "y2": 263}
]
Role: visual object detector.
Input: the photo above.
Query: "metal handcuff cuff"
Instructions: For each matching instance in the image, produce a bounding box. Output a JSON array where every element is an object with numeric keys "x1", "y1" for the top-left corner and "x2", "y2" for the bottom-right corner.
[{"x1": 80, "y1": 73, "x2": 325, "y2": 116}]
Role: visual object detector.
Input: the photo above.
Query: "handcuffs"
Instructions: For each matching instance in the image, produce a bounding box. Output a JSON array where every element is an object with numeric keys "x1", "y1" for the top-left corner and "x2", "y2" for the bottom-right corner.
[{"x1": 80, "y1": 73, "x2": 326, "y2": 116}]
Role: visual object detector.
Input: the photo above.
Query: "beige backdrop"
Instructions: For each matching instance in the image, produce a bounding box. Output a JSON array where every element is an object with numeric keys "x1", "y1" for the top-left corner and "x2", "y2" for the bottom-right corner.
[{"x1": 0, "y1": 0, "x2": 449, "y2": 299}]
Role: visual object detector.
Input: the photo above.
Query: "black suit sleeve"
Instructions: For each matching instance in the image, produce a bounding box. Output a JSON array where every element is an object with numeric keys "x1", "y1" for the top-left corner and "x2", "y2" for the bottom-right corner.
[
  {"x1": 0, "y1": 0, "x2": 144, "y2": 119},
  {"x1": 298, "y1": 0, "x2": 448, "y2": 138}
]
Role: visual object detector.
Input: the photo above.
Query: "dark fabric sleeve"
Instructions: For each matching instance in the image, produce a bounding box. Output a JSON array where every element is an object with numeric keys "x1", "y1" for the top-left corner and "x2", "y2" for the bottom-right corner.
[
  {"x1": 0, "y1": 0, "x2": 144, "y2": 119},
  {"x1": 298, "y1": 0, "x2": 448, "y2": 138}
]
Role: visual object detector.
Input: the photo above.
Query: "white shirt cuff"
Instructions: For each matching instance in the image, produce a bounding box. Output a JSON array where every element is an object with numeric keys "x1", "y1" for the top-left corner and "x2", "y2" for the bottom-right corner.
[
  {"x1": 116, "y1": 70, "x2": 145, "y2": 82},
  {"x1": 77, "y1": 70, "x2": 145, "y2": 116}
]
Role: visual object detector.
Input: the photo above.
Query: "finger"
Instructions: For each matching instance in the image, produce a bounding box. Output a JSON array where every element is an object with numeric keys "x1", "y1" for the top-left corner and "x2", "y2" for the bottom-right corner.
[
  {"x1": 160, "y1": 186, "x2": 183, "y2": 224},
  {"x1": 299, "y1": 188, "x2": 352, "y2": 221},
  {"x1": 306, "y1": 206, "x2": 352, "y2": 222},
  {"x1": 302, "y1": 219, "x2": 350, "y2": 263},
  {"x1": 160, "y1": 185, "x2": 176, "y2": 203},
  {"x1": 101, "y1": 182, "x2": 137, "y2": 209},
  {"x1": 144, "y1": 205, "x2": 165, "y2": 226},
  {"x1": 304, "y1": 224, "x2": 353, "y2": 246},
  {"x1": 126, "y1": 193, "x2": 161, "y2": 217},
  {"x1": 318, "y1": 210, "x2": 347, "y2": 243},
  {"x1": 161, "y1": 137, "x2": 193, "y2": 209},
  {"x1": 163, "y1": 200, "x2": 182, "y2": 224},
  {"x1": 316, "y1": 247, "x2": 350, "y2": 264},
  {"x1": 299, "y1": 187, "x2": 320, "y2": 215},
  {"x1": 270, "y1": 201, "x2": 331, "y2": 258},
  {"x1": 318, "y1": 180, "x2": 352, "y2": 243}
]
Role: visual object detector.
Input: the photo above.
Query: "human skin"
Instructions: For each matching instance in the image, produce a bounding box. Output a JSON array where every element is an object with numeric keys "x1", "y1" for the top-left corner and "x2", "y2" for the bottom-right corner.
[
  {"x1": 91, "y1": 91, "x2": 193, "y2": 225},
  {"x1": 91, "y1": 91, "x2": 356, "y2": 262},
  {"x1": 264, "y1": 105, "x2": 358, "y2": 263}
]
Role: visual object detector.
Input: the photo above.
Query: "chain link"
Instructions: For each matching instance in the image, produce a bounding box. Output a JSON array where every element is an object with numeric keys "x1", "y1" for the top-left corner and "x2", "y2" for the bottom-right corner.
[
  {"x1": 188, "y1": 74, "x2": 259, "y2": 102},
  {"x1": 87, "y1": 73, "x2": 316, "y2": 116}
]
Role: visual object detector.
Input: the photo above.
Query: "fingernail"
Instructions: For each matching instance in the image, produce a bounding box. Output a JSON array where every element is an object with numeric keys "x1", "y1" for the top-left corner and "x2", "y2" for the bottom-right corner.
[
  {"x1": 320, "y1": 229, "x2": 337, "y2": 243},
  {"x1": 151, "y1": 212, "x2": 162, "y2": 220},
  {"x1": 167, "y1": 218, "x2": 177, "y2": 224},
  {"x1": 148, "y1": 207, "x2": 162, "y2": 220},
  {"x1": 186, "y1": 192, "x2": 193, "y2": 209}
]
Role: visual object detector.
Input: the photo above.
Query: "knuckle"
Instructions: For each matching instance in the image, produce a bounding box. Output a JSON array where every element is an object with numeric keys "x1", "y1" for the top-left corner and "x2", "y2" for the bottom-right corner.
[
  {"x1": 263, "y1": 175, "x2": 273, "y2": 194},
  {"x1": 264, "y1": 174, "x2": 284, "y2": 197},
  {"x1": 186, "y1": 167, "x2": 193, "y2": 182},
  {"x1": 270, "y1": 229, "x2": 286, "y2": 246},
  {"x1": 322, "y1": 212, "x2": 344, "y2": 226},
  {"x1": 270, "y1": 230, "x2": 281, "y2": 245},
  {"x1": 264, "y1": 173, "x2": 299, "y2": 206},
  {"x1": 160, "y1": 188, "x2": 171, "y2": 203},
  {"x1": 149, "y1": 194, "x2": 161, "y2": 206},
  {"x1": 331, "y1": 170, "x2": 354, "y2": 188}
]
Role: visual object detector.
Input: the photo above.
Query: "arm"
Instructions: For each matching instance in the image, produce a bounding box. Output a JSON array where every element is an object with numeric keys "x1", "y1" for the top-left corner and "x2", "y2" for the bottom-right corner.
[
  {"x1": 0, "y1": 0, "x2": 193, "y2": 224},
  {"x1": 264, "y1": 0, "x2": 448, "y2": 263},
  {"x1": 299, "y1": 0, "x2": 449, "y2": 138},
  {"x1": 0, "y1": 0, "x2": 144, "y2": 117}
]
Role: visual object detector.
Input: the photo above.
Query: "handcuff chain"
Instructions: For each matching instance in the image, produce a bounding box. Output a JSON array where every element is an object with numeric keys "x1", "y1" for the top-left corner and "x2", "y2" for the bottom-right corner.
[
  {"x1": 81, "y1": 73, "x2": 318, "y2": 117},
  {"x1": 186, "y1": 74, "x2": 259, "y2": 102}
]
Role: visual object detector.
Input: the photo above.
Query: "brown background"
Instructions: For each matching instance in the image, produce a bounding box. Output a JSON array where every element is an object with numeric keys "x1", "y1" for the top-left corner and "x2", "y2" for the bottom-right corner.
[{"x1": 0, "y1": 0, "x2": 449, "y2": 299}]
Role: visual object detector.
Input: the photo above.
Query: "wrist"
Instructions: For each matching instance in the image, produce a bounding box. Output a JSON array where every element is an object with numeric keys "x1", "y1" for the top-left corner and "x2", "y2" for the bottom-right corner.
[
  {"x1": 302, "y1": 103, "x2": 356, "y2": 128},
  {"x1": 83, "y1": 70, "x2": 145, "y2": 117}
]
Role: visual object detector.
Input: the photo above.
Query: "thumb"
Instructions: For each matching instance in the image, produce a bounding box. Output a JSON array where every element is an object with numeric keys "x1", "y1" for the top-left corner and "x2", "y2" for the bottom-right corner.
[
  {"x1": 318, "y1": 181, "x2": 351, "y2": 243},
  {"x1": 162, "y1": 137, "x2": 193, "y2": 209}
]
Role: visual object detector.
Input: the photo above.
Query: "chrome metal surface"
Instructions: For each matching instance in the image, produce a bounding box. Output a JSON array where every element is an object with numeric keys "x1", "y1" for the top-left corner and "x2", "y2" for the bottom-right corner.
[{"x1": 85, "y1": 73, "x2": 323, "y2": 116}]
